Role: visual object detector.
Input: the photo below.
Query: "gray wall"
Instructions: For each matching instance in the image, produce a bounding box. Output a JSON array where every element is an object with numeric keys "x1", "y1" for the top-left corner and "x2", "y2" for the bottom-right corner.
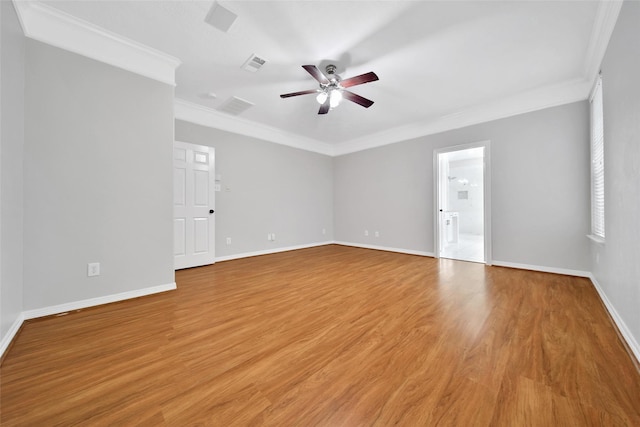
[
  {"x1": 591, "y1": 1, "x2": 640, "y2": 351},
  {"x1": 175, "y1": 120, "x2": 333, "y2": 258},
  {"x1": 334, "y1": 101, "x2": 590, "y2": 272},
  {"x1": 1, "y1": 1, "x2": 25, "y2": 341},
  {"x1": 23, "y1": 40, "x2": 175, "y2": 310}
]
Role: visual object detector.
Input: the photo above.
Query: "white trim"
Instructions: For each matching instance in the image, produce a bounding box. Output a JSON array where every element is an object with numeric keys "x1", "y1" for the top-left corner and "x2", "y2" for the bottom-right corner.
[
  {"x1": 589, "y1": 274, "x2": 640, "y2": 365},
  {"x1": 0, "y1": 313, "x2": 26, "y2": 359},
  {"x1": 583, "y1": 1, "x2": 623, "y2": 85},
  {"x1": 587, "y1": 234, "x2": 605, "y2": 245},
  {"x1": 491, "y1": 260, "x2": 590, "y2": 278},
  {"x1": 215, "y1": 241, "x2": 334, "y2": 263},
  {"x1": 22, "y1": 282, "x2": 177, "y2": 320},
  {"x1": 433, "y1": 150, "x2": 440, "y2": 261},
  {"x1": 174, "y1": 99, "x2": 334, "y2": 156},
  {"x1": 333, "y1": 241, "x2": 434, "y2": 258},
  {"x1": 13, "y1": 0, "x2": 180, "y2": 86},
  {"x1": 483, "y1": 143, "x2": 493, "y2": 266},
  {"x1": 173, "y1": 75, "x2": 595, "y2": 159},
  {"x1": 177, "y1": 76, "x2": 590, "y2": 158},
  {"x1": 433, "y1": 141, "x2": 492, "y2": 265},
  {"x1": 333, "y1": 78, "x2": 591, "y2": 156},
  {"x1": 589, "y1": 74, "x2": 605, "y2": 241},
  {"x1": 589, "y1": 73, "x2": 603, "y2": 103}
]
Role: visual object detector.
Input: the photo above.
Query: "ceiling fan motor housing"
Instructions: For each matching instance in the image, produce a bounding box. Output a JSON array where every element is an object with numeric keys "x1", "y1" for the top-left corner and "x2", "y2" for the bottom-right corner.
[{"x1": 325, "y1": 64, "x2": 341, "y2": 83}]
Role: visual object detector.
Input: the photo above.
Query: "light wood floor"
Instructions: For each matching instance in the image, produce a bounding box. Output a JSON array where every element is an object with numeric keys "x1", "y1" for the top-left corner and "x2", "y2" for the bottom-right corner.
[{"x1": 2, "y1": 245, "x2": 639, "y2": 426}]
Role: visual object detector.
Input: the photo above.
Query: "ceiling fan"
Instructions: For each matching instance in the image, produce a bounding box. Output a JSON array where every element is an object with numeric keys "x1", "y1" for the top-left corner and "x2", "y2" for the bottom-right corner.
[{"x1": 280, "y1": 64, "x2": 379, "y2": 115}]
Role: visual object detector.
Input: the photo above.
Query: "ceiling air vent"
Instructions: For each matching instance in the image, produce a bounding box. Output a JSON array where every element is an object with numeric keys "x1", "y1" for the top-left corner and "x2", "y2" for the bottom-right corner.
[
  {"x1": 204, "y1": 2, "x2": 238, "y2": 33},
  {"x1": 217, "y1": 96, "x2": 254, "y2": 115},
  {"x1": 242, "y1": 54, "x2": 266, "y2": 72}
]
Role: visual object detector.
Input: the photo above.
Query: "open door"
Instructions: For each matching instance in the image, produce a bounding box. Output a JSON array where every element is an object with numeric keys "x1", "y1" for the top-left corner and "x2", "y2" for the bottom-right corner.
[
  {"x1": 434, "y1": 142, "x2": 491, "y2": 264},
  {"x1": 174, "y1": 141, "x2": 216, "y2": 270}
]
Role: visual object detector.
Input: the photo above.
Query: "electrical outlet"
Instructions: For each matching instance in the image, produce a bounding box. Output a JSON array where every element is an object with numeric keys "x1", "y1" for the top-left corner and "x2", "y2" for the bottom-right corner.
[
  {"x1": 226, "y1": 237, "x2": 231, "y2": 245},
  {"x1": 272, "y1": 233, "x2": 276, "y2": 241},
  {"x1": 364, "y1": 230, "x2": 369, "y2": 237},
  {"x1": 375, "y1": 231, "x2": 380, "y2": 238},
  {"x1": 267, "y1": 233, "x2": 272, "y2": 241},
  {"x1": 87, "y1": 262, "x2": 100, "y2": 277},
  {"x1": 322, "y1": 228, "x2": 326, "y2": 235}
]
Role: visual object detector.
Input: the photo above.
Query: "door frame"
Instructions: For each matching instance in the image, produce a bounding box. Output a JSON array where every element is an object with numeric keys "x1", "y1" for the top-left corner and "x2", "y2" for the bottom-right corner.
[
  {"x1": 173, "y1": 140, "x2": 216, "y2": 270},
  {"x1": 433, "y1": 140, "x2": 492, "y2": 265}
]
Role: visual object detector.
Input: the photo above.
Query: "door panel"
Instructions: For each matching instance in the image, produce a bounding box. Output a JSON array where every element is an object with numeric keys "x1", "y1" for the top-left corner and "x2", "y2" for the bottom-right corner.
[
  {"x1": 194, "y1": 170, "x2": 209, "y2": 207},
  {"x1": 193, "y1": 218, "x2": 209, "y2": 254},
  {"x1": 174, "y1": 218, "x2": 186, "y2": 256},
  {"x1": 174, "y1": 168, "x2": 186, "y2": 206}
]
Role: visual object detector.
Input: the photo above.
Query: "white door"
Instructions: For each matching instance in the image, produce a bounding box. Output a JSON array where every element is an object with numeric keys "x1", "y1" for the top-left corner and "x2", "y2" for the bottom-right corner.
[
  {"x1": 174, "y1": 141, "x2": 215, "y2": 270},
  {"x1": 434, "y1": 142, "x2": 492, "y2": 265}
]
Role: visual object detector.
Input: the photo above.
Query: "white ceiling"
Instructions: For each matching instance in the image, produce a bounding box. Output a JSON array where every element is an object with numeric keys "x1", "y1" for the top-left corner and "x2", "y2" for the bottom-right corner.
[{"x1": 27, "y1": 1, "x2": 617, "y2": 155}]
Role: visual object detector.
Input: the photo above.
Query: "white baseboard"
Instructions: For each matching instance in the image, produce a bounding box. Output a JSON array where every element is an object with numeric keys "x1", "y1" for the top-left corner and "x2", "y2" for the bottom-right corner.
[
  {"x1": 22, "y1": 282, "x2": 177, "y2": 320},
  {"x1": 215, "y1": 241, "x2": 335, "y2": 262},
  {"x1": 491, "y1": 260, "x2": 590, "y2": 278},
  {"x1": 0, "y1": 313, "x2": 26, "y2": 359},
  {"x1": 333, "y1": 241, "x2": 434, "y2": 257},
  {"x1": 589, "y1": 274, "x2": 640, "y2": 365}
]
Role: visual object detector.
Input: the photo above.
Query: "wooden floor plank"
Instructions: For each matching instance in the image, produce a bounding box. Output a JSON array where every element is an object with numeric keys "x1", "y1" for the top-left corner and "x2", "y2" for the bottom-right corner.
[{"x1": 1, "y1": 245, "x2": 639, "y2": 425}]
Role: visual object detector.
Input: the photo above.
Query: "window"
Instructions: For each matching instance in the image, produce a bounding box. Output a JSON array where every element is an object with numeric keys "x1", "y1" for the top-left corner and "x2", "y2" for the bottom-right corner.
[{"x1": 589, "y1": 74, "x2": 605, "y2": 241}]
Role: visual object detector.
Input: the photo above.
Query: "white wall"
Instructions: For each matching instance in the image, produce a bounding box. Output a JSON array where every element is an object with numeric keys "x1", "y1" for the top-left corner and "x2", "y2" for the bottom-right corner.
[
  {"x1": 591, "y1": 0, "x2": 640, "y2": 358},
  {"x1": 0, "y1": 1, "x2": 25, "y2": 349},
  {"x1": 175, "y1": 120, "x2": 333, "y2": 259},
  {"x1": 23, "y1": 40, "x2": 175, "y2": 311},
  {"x1": 334, "y1": 101, "x2": 590, "y2": 272}
]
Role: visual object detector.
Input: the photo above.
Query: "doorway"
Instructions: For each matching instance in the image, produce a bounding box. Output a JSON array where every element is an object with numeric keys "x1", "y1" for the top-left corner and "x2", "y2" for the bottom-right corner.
[
  {"x1": 174, "y1": 141, "x2": 216, "y2": 270},
  {"x1": 434, "y1": 142, "x2": 491, "y2": 264}
]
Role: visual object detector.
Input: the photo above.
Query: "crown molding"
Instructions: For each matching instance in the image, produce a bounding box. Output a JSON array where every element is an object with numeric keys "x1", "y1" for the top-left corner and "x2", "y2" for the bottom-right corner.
[
  {"x1": 332, "y1": 77, "x2": 591, "y2": 156},
  {"x1": 583, "y1": 0, "x2": 623, "y2": 85},
  {"x1": 174, "y1": 99, "x2": 334, "y2": 156},
  {"x1": 13, "y1": 0, "x2": 180, "y2": 86},
  {"x1": 177, "y1": 77, "x2": 591, "y2": 158}
]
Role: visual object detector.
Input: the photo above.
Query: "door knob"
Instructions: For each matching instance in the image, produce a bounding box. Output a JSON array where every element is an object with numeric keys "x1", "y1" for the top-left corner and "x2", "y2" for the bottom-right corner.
[{"x1": 209, "y1": 209, "x2": 215, "y2": 214}]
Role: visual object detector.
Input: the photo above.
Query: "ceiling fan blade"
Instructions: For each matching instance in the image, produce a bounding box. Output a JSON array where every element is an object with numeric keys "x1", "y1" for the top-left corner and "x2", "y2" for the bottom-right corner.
[
  {"x1": 302, "y1": 65, "x2": 330, "y2": 85},
  {"x1": 280, "y1": 89, "x2": 318, "y2": 98},
  {"x1": 342, "y1": 90, "x2": 374, "y2": 108},
  {"x1": 318, "y1": 97, "x2": 330, "y2": 115},
  {"x1": 339, "y1": 71, "x2": 379, "y2": 88}
]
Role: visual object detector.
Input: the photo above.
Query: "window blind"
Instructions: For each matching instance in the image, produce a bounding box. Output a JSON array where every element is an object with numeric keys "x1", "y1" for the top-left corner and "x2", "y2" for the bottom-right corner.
[{"x1": 590, "y1": 75, "x2": 605, "y2": 239}]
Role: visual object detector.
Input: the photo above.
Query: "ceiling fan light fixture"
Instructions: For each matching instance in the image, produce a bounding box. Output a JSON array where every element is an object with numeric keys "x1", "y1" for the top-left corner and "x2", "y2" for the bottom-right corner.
[
  {"x1": 316, "y1": 91, "x2": 328, "y2": 104},
  {"x1": 330, "y1": 89, "x2": 342, "y2": 108}
]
